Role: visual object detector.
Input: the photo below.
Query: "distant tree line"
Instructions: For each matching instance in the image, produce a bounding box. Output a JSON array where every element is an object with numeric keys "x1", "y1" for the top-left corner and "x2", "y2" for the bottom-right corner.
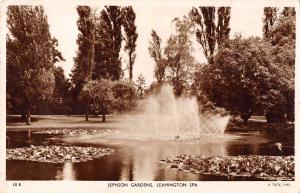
[
  {"x1": 148, "y1": 7, "x2": 295, "y2": 123},
  {"x1": 198, "y1": 7, "x2": 295, "y2": 123},
  {"x1": 6, "y1": 5, "x2": 295, "y2": 125},
  {"x1": 70, "y1": 6, "x2": 138, "y2": 121},
  {"x1": 6, "y1": 5, "x2": 140, "y2": 123},
  {"x1": 148, "y1": 7, "x2": 231, "y2": 104}
]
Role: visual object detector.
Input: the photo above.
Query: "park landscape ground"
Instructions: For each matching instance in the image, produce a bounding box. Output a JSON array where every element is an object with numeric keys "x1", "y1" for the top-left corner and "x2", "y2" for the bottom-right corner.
[{"x1": 6, "y1": 114, "x2": 295, "y2": 181}]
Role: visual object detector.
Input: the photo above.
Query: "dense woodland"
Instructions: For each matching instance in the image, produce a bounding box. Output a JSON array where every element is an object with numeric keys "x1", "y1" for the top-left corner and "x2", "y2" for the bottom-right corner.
[{"x1": 6, "y1": 6, "x2": 295, "y2": 125}]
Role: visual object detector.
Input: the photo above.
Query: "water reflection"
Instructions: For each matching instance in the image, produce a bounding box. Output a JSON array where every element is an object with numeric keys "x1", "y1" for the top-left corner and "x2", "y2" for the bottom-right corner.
[
  {"x1": 117, "y1": 141, "x2": 228, "y2": 181},
  {"x1": 6, "y1": 130, "x2": 294, "y2": 180},
  {"x1": 132, "y1": 146, "x2": 157, "y2": 180},
  {"x1": 54, "y1": 163, "x2": 74, "y2": 180},
  {"x1": 62, "y1": 162, "x2": 75, "y2": 180},
  {"x1": 7, "y1": 160, "x2": 61, "y2": 180},
  {"x1": 28, "y1": 130, "x2": 31, "y2": 140},
  {"x1": 120, "y1": 151, "x2": 133, "y2": 180}
]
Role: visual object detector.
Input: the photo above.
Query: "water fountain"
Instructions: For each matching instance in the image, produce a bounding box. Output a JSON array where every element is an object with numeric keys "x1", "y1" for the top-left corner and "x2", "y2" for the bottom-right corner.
[{"x1": 125, "y1": 84, "x2": 230, "y2": 140}]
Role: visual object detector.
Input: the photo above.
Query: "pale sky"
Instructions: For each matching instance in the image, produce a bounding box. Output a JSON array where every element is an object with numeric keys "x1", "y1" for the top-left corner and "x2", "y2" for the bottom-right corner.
[{"x1": 44, "y1": 5, "x2": 264, "y2": 85}]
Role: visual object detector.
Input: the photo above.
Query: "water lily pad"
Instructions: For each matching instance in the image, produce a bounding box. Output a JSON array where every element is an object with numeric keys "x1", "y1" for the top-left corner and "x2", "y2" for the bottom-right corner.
[
  {"x1": 33, "y1": 128, "x2": 115, "y2": 136},
  {"x1": 160, "y1": 154, "x2": 294, "y2": 181},
  {"x1": 7, "y1": 145, "x2": 115, "y2": 163}
]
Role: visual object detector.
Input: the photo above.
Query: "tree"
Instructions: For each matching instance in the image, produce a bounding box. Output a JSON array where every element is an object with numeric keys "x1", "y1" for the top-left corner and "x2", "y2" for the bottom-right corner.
[
  {"x1": 135, "y1": 74, "x2": 146, "y2": 99},
  {"x1": 148, "y1": 30, "x2": 165, "y2": 83},
  {"x1": 51, "y1": 66, "x2": 70, "y2": 114},
  {"x1": 80, "y1": 79, "x2": 114, "y2": 122},
  {"x1": 262, "y1": 7, "x2": 295, "y2": 122},
  {"x1": 122, "y1": 6, "x2": 138, "y2": 81},
  {"x1": 191, "y1": 65, "x2": 227, "y2": 115},
  {"x1": 6, "y1": 5, "x2": 64, "y2": 124},
  {"x1": 189, "y1": 6, "x2": 231, "y2": 63},
  {"x1": 268, "y1": 7, "x2": 295, "y2": 46},
  {"x1": 194, "y1": 7, "x2": 216, "y2": 63},
  {"x1": 93, "y1": 6, "x2": 123, "y2": 81},
  {"x1": 262, "y1": 7, "x2": 278, "y2": 39},
  {"x1": 216, "y1": 7, "x2": 231, "y2": 45},
  {"x1": 164, "y1": 16, "x2": 196, "y2": 96},
  {"x1": 262, "y1": 89, "x2": 287, "y2": 123},
  {"x1": 112, "y1": 80, "x2": 136, "y2": 112},
  {"x1": 71, "y1": 6, "x2": 95, "y2": 120},
  {"x1": 201, "y1": 36, "x2": 278, "y2": 123}
]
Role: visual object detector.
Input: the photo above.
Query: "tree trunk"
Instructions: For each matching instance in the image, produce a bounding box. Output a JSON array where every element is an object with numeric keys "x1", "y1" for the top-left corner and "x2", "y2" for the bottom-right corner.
[
  {"x1": 85, "y1": 106, "x2": 89, "y2": 121},
  {"x1": 140, "y1": 90, "x2": 143, "y2": 99},
  {"x1": 65, "y1": 106, "x2": 70, "y2": 116},
  {"x1": 85, "y1": 112, "x2": 89, "y2": 121},
  {"x1": 20, "y1": 106, "x2": 26, "y2": 121},
  {"x1": 26, "y1": 107, "x2": 31, "y2": 125},
  {"x1": 129, "y1": 54, "x2": 133, "y2": 81},
  {"x1": 208, "y1": 56, "x2": 214, "y2": 65},
  {"x1": 102, "y1": 114, "x2": 106, "y2": 122}
]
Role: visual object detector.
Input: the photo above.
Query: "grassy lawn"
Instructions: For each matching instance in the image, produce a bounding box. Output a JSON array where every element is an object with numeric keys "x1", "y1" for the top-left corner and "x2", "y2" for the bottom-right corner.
[
  {"x1": 6, "y1": 114, "x2": 294, "y2": 132},
  {"x1": 6, "y1": 114, "x2": 125, "y2": 131},
  {"x1": 226, "y1": 117, "x2": 294, "y2": 132}
]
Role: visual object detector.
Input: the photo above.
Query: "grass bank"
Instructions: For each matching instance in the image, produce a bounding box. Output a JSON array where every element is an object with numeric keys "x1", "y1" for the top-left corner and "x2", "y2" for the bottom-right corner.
[
  {"x1": 6, "y1": 115, "x2": 124, "y2": 131},
  {"x1": 7, "y1": 114, "x2": 294, "y2": 133}
]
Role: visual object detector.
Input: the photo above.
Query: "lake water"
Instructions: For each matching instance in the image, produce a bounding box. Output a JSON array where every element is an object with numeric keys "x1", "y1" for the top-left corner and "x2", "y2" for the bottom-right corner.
[{"x1": 6, "y1": 129, "x2": 294, "y2": 181}]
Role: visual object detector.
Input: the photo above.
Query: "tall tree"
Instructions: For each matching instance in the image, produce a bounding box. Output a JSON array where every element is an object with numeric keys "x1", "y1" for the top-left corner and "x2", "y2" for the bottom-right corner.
[
  {"x1": 262, "y1": 7, "x2": 278, "y2": 39},
  {"x1": 164, "y1": 16, "x2": 196, "y2": 96},
  {"x1": 189, "y1": 6, "x2": 231, "y2": 63},
  {"x1": 148, "y1": 30, "x2": 165, "y2": 83},
  {"x1": 93, "y1": 6, "x2": 123, "y2": 81},
  {"x1": 71, "y1": 6, "x2": 95, "y2": 120},
  {"x1": 6, "y1": 5, "x2": 64, "y2": 124},
  {"x1": 269, "y1": 7, "x2": 295, "y2": 46},
  {"x1": 216, "y1": 7, "x2": 231, "y2": 45},
  {"x1": 264, "y1": 7, "x2": 296, "y2": 122},
  {"x1": 71, "y1": 6, "x2": 95, "y2": 94},
  {"x1": 122, "y1": 6, "x2": 138, "y2": 81}
]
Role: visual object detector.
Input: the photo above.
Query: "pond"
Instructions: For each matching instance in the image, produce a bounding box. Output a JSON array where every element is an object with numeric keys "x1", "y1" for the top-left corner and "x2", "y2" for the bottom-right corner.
[{"x1": 6, "y1": 129, "x2": 294, "y2": 181}]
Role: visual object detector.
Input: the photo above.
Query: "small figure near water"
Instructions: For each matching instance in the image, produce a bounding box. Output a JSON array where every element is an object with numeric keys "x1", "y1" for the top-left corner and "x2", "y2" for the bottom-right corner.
[{"x1": 274, "y1": 142, "x2": 282, "y2": 152}]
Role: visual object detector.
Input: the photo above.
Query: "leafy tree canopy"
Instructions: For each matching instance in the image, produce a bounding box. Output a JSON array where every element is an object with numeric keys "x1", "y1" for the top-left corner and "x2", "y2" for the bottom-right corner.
[
  {"x1": 200, "y1": 36, "x2": 283, "y2": 122},
  {"x1": 164, "y1": 16, "x2": 197, "y2": 96},
  {"x1": 80, "y1": 79, "x2": 115, "y2": 121},
  {"x1": 6, "y1": 5, "x2": 64, "y2": 123}
]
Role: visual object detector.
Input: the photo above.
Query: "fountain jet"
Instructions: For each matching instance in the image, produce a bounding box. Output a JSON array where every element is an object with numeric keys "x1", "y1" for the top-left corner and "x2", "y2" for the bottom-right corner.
[{"x1": 126, "y1": 84, "x2": 230, "y2": 140}]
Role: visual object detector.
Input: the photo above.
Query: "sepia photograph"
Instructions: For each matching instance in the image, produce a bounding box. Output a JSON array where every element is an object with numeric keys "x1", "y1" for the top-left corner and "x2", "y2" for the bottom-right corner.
[{"x1": 1, "y1": 0, "x2": 299, "y2": 192}]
